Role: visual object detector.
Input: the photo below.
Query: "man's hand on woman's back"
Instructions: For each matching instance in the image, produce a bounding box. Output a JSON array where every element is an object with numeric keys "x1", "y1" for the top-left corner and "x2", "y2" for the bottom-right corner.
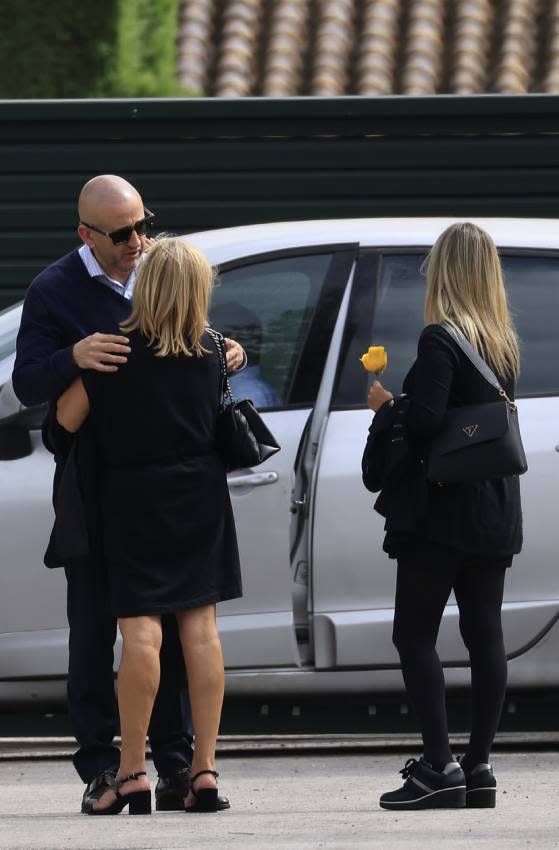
[{"x1": 73, "y1": 333, "x2": 131, "y2": 372}]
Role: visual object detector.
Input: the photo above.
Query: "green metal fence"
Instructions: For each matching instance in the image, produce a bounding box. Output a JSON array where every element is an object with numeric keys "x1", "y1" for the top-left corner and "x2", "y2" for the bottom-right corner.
[{"x1": 1, "y1": 95, "x2": 559, "y2": 309}]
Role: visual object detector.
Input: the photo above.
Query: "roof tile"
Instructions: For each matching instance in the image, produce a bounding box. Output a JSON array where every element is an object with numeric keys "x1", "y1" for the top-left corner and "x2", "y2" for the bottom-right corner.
[{"x1": 177, "y1": 0, "x2": 558, "y2": 95}]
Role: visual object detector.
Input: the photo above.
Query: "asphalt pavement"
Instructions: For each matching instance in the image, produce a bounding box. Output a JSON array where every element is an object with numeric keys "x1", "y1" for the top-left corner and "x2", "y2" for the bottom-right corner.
[{"x1": 0, "y1": 750, "x2": 557, "y2": 850}]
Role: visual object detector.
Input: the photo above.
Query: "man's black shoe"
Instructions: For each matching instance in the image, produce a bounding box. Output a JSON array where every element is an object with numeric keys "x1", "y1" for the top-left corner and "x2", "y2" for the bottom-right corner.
[
  {"x1": 458, "y1": 758, "x2": 497, "y2": 808},
  {"x1": 379, "y1": 757, "x2": 466, "y2": 810},
  {"x1": 81, "y1": 769, "x2": 118, "y2": 813},
  {"x1": 155, "y1": 768, "x2": 231, "y2": 811}
]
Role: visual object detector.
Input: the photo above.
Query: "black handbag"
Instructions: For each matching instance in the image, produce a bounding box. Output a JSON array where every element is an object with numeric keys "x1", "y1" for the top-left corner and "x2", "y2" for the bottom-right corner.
[
  {"x1": 362, "y1": 396, "x2": 411, "y2": 493},
  {"x1": 207, "y1": 327, "x2": 280, "y2": 472},
  {"x1": 426, "y1": 324, "x2": 527, "y2": 484}
]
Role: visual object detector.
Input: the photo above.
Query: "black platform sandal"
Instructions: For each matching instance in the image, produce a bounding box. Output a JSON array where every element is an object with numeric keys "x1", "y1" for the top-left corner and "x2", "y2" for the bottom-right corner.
[
  {"x1": 84, "y1": 771, "x2": 151, "y2": 816},
  {"x1": 184, "y1": 770, "x2": 220, "y2": 813}
]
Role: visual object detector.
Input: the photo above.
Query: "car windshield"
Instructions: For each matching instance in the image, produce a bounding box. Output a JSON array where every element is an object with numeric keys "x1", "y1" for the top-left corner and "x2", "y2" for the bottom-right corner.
[
  {"x1": 0, "y1": 303, "x2": 21, "y2": 362},
  {"x1": 0, "y1": 303, "x2": 22, "y2": 387}
]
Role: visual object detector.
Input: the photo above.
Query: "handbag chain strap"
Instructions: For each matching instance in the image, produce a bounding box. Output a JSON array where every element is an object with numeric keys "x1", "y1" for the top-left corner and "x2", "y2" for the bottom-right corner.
[
  {"x1": 206, "y1": 326, "x2": 235, "y2": 405},
  {"x1": 441, "y1": 323, "x2": 517, "y2": 411}
]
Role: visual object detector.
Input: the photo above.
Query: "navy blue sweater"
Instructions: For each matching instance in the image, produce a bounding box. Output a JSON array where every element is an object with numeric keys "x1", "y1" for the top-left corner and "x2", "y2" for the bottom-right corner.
[{"x1": 13, "y1": 248, "x2": 131, "y2": 407}]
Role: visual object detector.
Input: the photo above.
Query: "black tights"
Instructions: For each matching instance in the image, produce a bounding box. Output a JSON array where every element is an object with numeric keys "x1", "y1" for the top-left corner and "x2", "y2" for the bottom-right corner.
[{"x1": 392, "y1": 556, "x2": 507, "y2": 770}]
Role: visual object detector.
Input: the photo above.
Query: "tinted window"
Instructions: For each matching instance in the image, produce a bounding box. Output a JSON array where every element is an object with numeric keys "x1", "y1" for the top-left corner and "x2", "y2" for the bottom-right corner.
[
  {"x1": 210, "y1": 254, "x2": 335, "y2": 408},
  {"x1": 501, "y1": 255, "x2": 559, "y2": 396},
  {"x1": 370, "y1": 254, "x2": 426, "y2": 395},
  {"x1": 333, "y1": 253, "x2": 425, "y2": 406},
  {"x1": 0, "y1": 306, "x2": 22, "y2": 390},
  {"x1": 333, "y1": 250, "x2": 559, "y2": 407},
  {"x1": 0, "y1": 305, "x2": 21, "y2": 362}
]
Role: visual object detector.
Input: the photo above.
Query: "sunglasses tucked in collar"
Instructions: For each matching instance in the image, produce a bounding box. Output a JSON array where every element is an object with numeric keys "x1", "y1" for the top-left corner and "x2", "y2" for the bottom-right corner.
[{"x1": 80, "y1": 209, "x2": 155, "y2": 246}]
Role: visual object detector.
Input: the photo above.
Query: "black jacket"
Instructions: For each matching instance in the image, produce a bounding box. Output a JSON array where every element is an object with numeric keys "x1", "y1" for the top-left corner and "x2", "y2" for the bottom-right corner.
[
  {"x1": 42, "y1": 404, "x2": 99, "y2": 569},
  {"x1": 377, "y1": 324, "x2": 523, "y2": 558}
]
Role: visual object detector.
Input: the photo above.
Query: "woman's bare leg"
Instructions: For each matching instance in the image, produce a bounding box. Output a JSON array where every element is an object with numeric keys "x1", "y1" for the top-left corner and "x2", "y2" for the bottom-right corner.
[
  {"x1": 176, "y1": 604, "x2": 224, "y2": 805},
  {"x1": 93, "y1": 615, "x2": 162, "y2": 810}
]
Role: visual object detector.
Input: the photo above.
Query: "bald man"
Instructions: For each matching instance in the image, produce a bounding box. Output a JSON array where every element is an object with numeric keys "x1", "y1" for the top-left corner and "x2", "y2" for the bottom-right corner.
[{"x1": 13, "y1": 175, "x2": 239, "y2": 813}]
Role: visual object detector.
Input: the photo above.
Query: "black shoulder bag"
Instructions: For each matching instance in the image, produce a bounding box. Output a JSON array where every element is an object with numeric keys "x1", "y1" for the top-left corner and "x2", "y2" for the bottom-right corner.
[
  {"x1": 426, "y1": 324, "x2": 527, "y2": 484},
  {"x1": 207, "y1": 327, "x2": 280, "y2": 472}
]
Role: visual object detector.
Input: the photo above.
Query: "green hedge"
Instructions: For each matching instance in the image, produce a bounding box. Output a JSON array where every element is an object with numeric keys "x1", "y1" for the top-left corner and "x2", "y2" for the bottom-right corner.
[
  {"x1": 103, "y1": 0, "x2": 185, "y2": 97},
  {"x1": 0, "y1": 0, "x2": 185, "y2": 98}
]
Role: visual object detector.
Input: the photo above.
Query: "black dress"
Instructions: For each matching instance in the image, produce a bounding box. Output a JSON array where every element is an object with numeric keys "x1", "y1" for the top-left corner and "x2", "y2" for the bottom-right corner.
[
  {"x1": 82, "y1": 330, "x2": 242, "y2": 618},
  {"x1": 378, "y1": 324, "x2": 523, "y2": 569}
]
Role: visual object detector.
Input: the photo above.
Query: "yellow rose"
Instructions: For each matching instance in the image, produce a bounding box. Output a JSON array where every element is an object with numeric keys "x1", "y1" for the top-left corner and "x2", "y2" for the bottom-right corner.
[{"x1": 360, "y1": 346, "x2": 388, "y2": 373}]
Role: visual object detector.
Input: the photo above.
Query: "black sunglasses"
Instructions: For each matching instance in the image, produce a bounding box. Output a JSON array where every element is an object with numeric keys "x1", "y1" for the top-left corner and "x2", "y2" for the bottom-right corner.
[{"x1": 80, "y1": 208, "x2": 155, "y2": 246}]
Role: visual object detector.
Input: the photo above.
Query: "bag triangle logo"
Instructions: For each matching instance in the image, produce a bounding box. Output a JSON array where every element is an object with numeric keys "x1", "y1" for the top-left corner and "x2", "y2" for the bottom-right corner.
[{"x1": 463, "y1": 424, "x2": 478, "y2": 438}]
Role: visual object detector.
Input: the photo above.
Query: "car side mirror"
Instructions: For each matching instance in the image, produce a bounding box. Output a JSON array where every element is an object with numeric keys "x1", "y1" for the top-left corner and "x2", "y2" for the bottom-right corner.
[
  {"x1": 0, "y1": 422, "x2": 32, "y2": 460},
  {"x1": 0, "y1": 379, "x2": 47, "y2": 460}
]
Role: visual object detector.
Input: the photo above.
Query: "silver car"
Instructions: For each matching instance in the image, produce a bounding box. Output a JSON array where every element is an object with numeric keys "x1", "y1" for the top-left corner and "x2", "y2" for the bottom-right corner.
[{"x1": 1, "y1": 217, "x2": 558, "y2": 705}]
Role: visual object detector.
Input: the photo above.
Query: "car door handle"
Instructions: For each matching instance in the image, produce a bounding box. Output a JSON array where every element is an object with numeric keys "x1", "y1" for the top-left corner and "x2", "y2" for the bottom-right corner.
[
  {"x1": 227, "y1": 471, "x2": 279, "y2": 488},
  {"x1": 556, "y1": 445, "x2": 559, "y2": 452}
]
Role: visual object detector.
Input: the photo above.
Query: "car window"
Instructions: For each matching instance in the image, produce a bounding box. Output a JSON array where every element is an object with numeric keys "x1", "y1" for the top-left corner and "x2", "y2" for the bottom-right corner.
[
  {"x1": 370, "y1": 254, "x2": 426, "y2": 394},
  {"x1": 0, "y1": 354, "x2": 16, "y2": 390},
  {"x1": 333, "y1": 250, "x2": 559, "y2": 407},
  {"x1": 210, "y1": 253, "x2": 335, "y2": 409},
  {"x1": 333, "y1": 253, "x2": 425, "y2": 406},
  {"x1": 0, "y1": 305, "x2": 21, "y2": 363},
  {"x1": 501, "y1": 255, "x2": 559, "y2": 397},
  {"x1": 0, "y1": 329, "x2": 17, "y2": 363},
  {"x1": 0, "y1": 305, "x2": 22, "y2": 389}
]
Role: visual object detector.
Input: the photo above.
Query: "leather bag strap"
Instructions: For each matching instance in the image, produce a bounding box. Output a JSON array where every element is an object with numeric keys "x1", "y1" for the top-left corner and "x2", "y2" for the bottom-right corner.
[{"x1": 441, "y1": 323, "x2": 504, "y2": 393}]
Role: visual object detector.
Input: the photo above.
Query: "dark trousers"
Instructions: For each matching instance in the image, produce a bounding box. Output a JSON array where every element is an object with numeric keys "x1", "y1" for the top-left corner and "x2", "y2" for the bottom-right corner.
[
  {"x1": 65, "y1": 559, "x2": 193, "y2": 784},
  {"x1": 393, "y1": 552, "x2": 508, "y2": 769}
]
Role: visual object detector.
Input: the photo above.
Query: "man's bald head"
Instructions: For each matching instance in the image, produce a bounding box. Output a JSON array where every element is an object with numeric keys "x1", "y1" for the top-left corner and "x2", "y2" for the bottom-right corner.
[
  {"x1": 77, "y1": 175, "x2": 148, "y2": 283},
  {"x1": 78, "y1": 175, "x2": 143, "y2": 224}
]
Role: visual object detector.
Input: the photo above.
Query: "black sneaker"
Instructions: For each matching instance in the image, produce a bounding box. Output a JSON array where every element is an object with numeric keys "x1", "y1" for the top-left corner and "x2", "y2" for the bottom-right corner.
[
  {"x1": 379, "y1": 758, "x2": 466, "y2": 810},
  {"x1": 459, "y1": 758, "x2": 497, "y2": 809}
]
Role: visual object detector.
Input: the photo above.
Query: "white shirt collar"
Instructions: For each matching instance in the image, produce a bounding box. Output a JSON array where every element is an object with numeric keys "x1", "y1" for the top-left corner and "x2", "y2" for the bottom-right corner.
[{"x1": 78, "y1": 244, "x2": 136, "y2": 293}]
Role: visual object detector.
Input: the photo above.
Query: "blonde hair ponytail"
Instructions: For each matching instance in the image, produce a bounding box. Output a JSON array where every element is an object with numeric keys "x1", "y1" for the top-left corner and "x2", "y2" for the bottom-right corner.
[{"x1": 424, "y1": 222, "x2": 520, "y2": 378}]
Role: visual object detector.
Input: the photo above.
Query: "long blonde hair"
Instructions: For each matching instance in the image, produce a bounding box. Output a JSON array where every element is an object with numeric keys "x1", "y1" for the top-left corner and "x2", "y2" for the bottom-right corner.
[
  {"x1": 424, "y1": 222, "x2": 520, "y2": 378},
  {"x1": 121, "y1": 236, "x2": 214, "y2": 357}
]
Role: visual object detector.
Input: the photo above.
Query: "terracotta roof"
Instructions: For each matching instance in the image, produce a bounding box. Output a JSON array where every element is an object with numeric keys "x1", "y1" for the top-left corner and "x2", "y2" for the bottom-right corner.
[
  {"x1": 177, "y1": 0, "x2": 559, "y2": 95},
  {"x1": 262, "y1": 0, "x2": 308, "y2": 96}
]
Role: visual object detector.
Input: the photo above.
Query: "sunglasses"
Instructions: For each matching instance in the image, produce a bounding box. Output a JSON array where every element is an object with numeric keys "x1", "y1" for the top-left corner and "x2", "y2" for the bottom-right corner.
[{"x1": 80, "y1": 209, "x2": 155, "y2": 246}]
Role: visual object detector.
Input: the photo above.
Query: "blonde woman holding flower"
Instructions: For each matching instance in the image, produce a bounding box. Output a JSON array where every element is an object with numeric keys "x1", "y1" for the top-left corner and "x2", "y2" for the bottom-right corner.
[
  {"x1": 367, "y1": 223, "x2": 522, "y2": 811},
  {"x1": 56, "y1": 237, "x2": 242, "y2": 815}
]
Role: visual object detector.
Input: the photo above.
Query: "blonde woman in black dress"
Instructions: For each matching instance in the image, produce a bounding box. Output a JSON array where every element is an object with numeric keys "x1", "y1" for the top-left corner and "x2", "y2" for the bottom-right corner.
[{"x1": 57, "y1": 237, "x2": 242, "y2": 814}]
